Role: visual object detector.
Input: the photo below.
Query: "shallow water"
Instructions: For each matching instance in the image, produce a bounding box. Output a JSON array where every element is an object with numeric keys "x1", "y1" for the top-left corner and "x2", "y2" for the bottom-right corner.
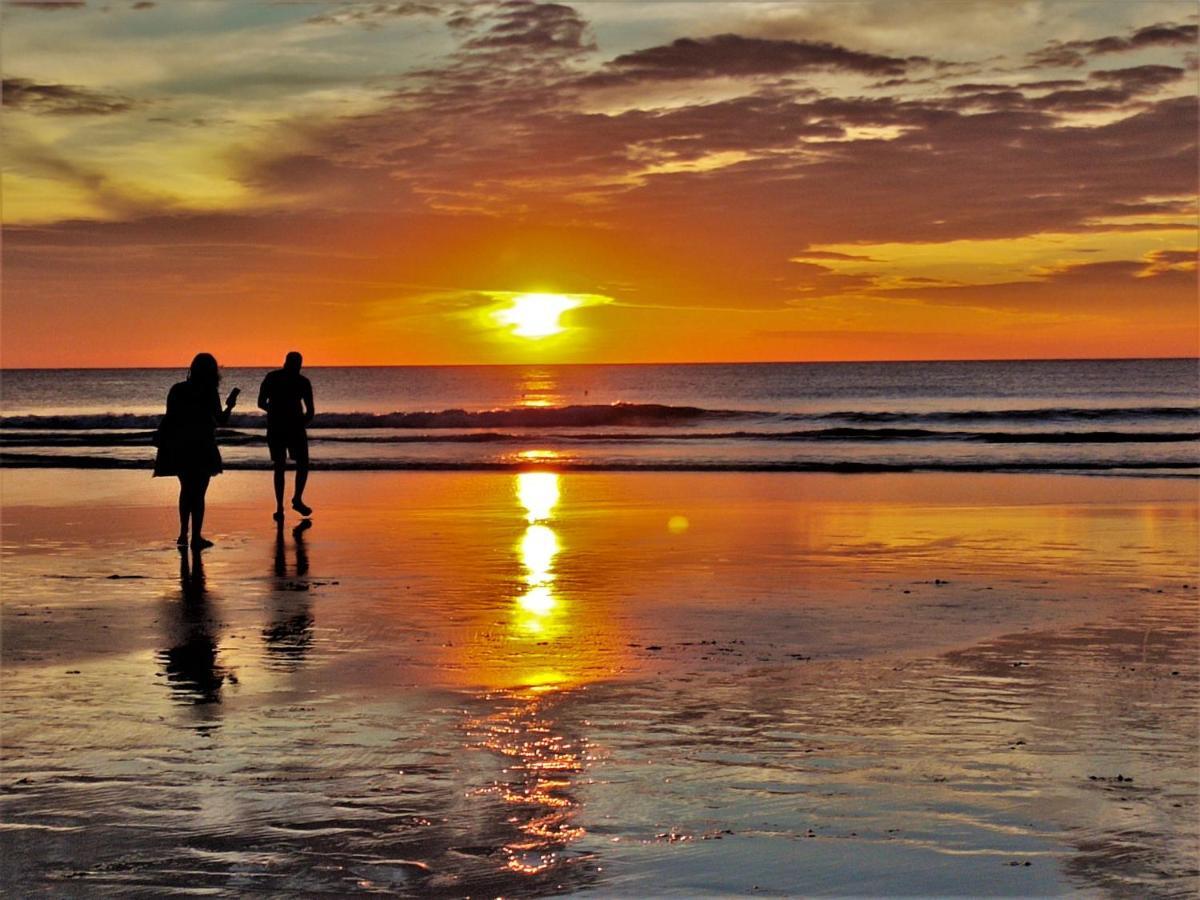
[
  {"x1": 2, "y1": 471, "x2": 1197, "y2": 896},
  {"x1": 3, "y1": 360, "x2": 1198, "y2": 473}
]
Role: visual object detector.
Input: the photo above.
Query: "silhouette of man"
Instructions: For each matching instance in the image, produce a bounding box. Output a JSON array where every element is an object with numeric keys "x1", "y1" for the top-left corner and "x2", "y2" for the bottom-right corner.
[{"x1": 258, "y1": 351, "x2": 315, "y2": 522}]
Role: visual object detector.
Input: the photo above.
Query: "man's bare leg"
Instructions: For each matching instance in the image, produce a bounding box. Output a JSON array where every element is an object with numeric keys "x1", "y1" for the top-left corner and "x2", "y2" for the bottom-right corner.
[
  {"x1": 291, "y1": 462, "x2": 312, "y2": 516},
  {"x1": 273, "y1": 464, "x2": 286, "y2": 522}
]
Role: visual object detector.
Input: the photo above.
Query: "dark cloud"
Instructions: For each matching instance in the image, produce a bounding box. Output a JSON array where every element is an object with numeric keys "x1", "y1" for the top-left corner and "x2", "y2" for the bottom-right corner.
[
  {"x1": 1028, "y1": 86, "x2": 1137, "y2": 112},
  {"x1": 1090, "y1": 65, "x2": 1186, "y2": 91},
  {"x1": 948, "y1": 82, "x2": 1013, "y2": 93},
  {"x1": 462, "y1": 1, "x2": 594, "y2": 58},
  {"x1": 787, "y1": 261, "x2": 878, "y2": 296},
  {"x1": 792, "y1": 250, "x2": 879, "y2": 262},
  {"x1": 305, "y1": 1, "x2": 438, "y2": 28},
  {"x1": 583, "y1": 34, "x2": 921, "y2": 87},
  {"x1": 1145, "y1": 249, "x2": 1197, "y2": 264},
  {"x1": 4, "y1": 1, "x2": 85, "y2": 8},
  {"x1": 1029, "y1": 21, "x2": 1198, "y2": 68},
  {"x1": 942, "y1": 89, "x2": 1028, "y2": 111},
  {"x1": 947, "y1": 65, "x2": 1186, "y2": 113},
  {"x1": 948, "y1": 79, "x2": 1087, "y2": 94},
  {"x1": 1019, "y1": 79, "x2": 1087, "y2": 90},
  {"x1": 610, "y1": 96, "x2": 1197, "y2": 261},
  {"x1": 2, "y1": 77, "x2": 138, "y2": 115},
  {"x1": 1142, "y1": 248, "x2": 1198, "y2": 273},
  {"x1": 1100, "y1": 199, "x2": 1195, "y2": 217},
  {"x1": 886, "y1": 258, "x2": 1198, "y2": 314}
]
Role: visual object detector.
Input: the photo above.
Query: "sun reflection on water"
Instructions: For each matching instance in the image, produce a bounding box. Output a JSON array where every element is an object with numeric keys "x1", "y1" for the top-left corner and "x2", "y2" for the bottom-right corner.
[{"x1": 515, "y1": 367, "x2": 565, "y2": 408}]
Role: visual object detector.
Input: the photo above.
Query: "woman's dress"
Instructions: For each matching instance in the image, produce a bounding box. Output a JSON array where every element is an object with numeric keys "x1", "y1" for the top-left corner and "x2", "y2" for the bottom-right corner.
[{"x1": 153, "y1": 381, "x2": 224, "y2": 477}]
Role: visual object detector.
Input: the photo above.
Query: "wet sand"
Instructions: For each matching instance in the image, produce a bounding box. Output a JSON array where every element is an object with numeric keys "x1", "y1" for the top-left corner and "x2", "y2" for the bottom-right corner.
[{"x1": 2, "y1": 470, "x2": 1197, "y2": 896}]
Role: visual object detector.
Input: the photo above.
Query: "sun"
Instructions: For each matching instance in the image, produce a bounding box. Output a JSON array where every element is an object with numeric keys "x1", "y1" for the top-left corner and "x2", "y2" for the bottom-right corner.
[{"x1": 497, "y1": 293, "x2": 580, "y2": 338}]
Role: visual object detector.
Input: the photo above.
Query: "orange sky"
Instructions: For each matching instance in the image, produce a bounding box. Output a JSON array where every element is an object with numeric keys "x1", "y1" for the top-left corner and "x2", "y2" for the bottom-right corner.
[{"x1": 2, "y1": 0, "x2": 1197, "y2": 366}]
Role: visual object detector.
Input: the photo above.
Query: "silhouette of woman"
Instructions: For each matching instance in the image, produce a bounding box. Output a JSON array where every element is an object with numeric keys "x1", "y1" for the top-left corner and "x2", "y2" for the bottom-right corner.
[{"x1": 154, "y1": 353, "x2": 239, "y2": 548}]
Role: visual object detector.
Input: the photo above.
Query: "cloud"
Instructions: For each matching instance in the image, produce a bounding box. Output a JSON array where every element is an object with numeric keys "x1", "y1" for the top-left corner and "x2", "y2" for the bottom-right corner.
[
  {"x1": 1029, "y1": 21, "x2": 1198, "y2": 68},
  {"x1": 304, "y1": 1, "x2": 438, "y2": 28},
  {"x1": 886, "y1": 257, "x2": 1198, "y2": 313},
  {"x1": 4, "y1": 134, "x2": 174, "y2": 217},
  {"x1": 1141, "y1": 248, "x2": 1198, "y2": 275},
  {"x1": 1090, "y1": 65, "x2": 1186, "y2": 91},
  {"x1": 945, "y1": 66, "x2": 1186, "y2": 114},
  {"x1": 583, "y1": 33, "x2": 922, "y2": 88},
  {"x1": 1028, "y1": 86, "x2": 1138, "y2": 112},
  {"x1": 460, "y1": 0, "x2": 595, "y2": 58},
  {"x1": 2, "y1": 77, "x2": 139, "y2": 115},
  {"x1": 792, "y1": 250, "x2": 880, "y2": 262},
  {"x1": 4, "y1": 1, "x2": 86, "y2": 9},
  {"x1": 610, "y1": 96, "x2": 1196, "y2": 258}
]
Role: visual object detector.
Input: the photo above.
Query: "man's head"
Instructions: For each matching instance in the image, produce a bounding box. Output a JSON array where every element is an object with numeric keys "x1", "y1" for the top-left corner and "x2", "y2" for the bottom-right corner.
[{"x1": 284, "y1": 351, "x2": 303, "y2": 373}]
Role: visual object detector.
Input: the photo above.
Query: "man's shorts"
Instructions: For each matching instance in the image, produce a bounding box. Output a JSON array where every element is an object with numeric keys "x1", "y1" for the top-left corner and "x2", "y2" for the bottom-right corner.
[{"x1": 267, "y1": 427, "x2": 309, "y2": 465}]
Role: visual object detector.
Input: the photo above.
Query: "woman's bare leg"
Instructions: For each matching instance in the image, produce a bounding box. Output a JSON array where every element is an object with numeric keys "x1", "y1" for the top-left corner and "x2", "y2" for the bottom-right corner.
[
  {"x1": 189, "y1": 475, "x2": 213, "y2": 548},
  {"x1": 177, "y1": 477, "x2": 190, "y2": 545}
]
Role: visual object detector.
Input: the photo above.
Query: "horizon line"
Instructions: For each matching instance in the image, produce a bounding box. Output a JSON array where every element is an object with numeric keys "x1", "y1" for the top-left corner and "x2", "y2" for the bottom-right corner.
[{"x1": 0, "y1": 356, "x2": 1197, "y2": 372}]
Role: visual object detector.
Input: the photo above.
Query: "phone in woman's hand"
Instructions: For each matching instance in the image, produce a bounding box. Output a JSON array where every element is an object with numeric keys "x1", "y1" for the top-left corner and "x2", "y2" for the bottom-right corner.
[{"x1": 226, "y1": 387, "x2": 241, "y2": 408}]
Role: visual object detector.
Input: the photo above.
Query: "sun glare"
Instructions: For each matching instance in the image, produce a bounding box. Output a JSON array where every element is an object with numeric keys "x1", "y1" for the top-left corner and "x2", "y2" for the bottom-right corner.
[
  {"x1": 498, "y1": 293, "x2": 579, "y2": 338},
  {"x1": 517, "y1": 471, "x2": 560, "y2": 522}
]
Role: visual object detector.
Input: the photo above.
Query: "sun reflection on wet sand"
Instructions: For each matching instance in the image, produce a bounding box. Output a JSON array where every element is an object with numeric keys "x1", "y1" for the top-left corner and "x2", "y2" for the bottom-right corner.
[
  {"x1": 465, "y1": 686, "x2": 591, "y2": 877},
  {"x1": 513, "y1": 472, "x2": 565, "y2": 640},
  {"x1": 517, "y1": 471, "x2": 560, "y2": 523},
  {"x1": 462, "y1": 471, "x2": 595, "y2": 878}
]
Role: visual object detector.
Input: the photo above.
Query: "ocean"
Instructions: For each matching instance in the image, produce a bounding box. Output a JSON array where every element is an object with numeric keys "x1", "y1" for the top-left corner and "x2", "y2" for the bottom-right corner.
[{"x1": 1, "y1": 359, "x2": 1197, "y2": 474}]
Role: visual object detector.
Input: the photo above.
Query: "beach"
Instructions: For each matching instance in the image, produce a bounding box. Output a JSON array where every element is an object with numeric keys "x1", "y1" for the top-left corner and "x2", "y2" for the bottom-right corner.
[{"x1": 2, "y1": 468, "x2": 1197, "y2": 896}]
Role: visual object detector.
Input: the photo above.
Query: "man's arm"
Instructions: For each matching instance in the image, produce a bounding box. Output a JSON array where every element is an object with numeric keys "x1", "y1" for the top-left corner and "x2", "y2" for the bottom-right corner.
[
  {"x1": 302, "y1": 378, "x2": 315, "y2": 425},
  {"x1": 257, "y1": 374, "x2": 272, "y2": 413}
]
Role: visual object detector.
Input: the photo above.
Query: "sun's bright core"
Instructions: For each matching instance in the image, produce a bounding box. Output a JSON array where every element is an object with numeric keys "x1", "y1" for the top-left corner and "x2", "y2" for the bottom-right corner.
[{"x1": 498, "y1": 293, "x2": 579, "y2": 338}]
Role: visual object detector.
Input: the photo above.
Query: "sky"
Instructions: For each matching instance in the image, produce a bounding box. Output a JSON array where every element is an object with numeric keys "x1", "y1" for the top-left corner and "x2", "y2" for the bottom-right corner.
[{"x1": 2, "y1": 0, "x2": 1197, "y2": 366}]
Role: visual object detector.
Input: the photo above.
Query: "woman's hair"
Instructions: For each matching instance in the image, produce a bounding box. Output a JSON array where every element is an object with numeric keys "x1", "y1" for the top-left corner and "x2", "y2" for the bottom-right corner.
[{"x1": 187, "y1": 352, "x2": 221, "y2": 389}]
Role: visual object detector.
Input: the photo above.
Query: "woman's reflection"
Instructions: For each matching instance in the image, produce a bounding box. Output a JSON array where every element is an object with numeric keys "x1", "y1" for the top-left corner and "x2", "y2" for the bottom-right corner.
[
  {"x1": 263, "y1": 520, "x2": 314, "y2": 670},
  {"x1": 158, "y1": 549, "x2": 225, "y2": 722}
]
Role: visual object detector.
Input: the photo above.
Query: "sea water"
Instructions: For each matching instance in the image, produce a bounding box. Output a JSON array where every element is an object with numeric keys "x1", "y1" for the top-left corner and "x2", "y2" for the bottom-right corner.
[{"x1": 2, "y1": 359, "x2": 1197, "y2": 474}]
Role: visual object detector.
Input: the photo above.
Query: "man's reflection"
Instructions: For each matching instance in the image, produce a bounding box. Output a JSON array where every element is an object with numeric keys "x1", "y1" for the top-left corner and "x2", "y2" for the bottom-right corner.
[
  {"x1": 158, "y1": 548, "x2": 225, "y2": 711},
  {"x1": 263, "y1": 520, "x2": 314, "y2": 669}
]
